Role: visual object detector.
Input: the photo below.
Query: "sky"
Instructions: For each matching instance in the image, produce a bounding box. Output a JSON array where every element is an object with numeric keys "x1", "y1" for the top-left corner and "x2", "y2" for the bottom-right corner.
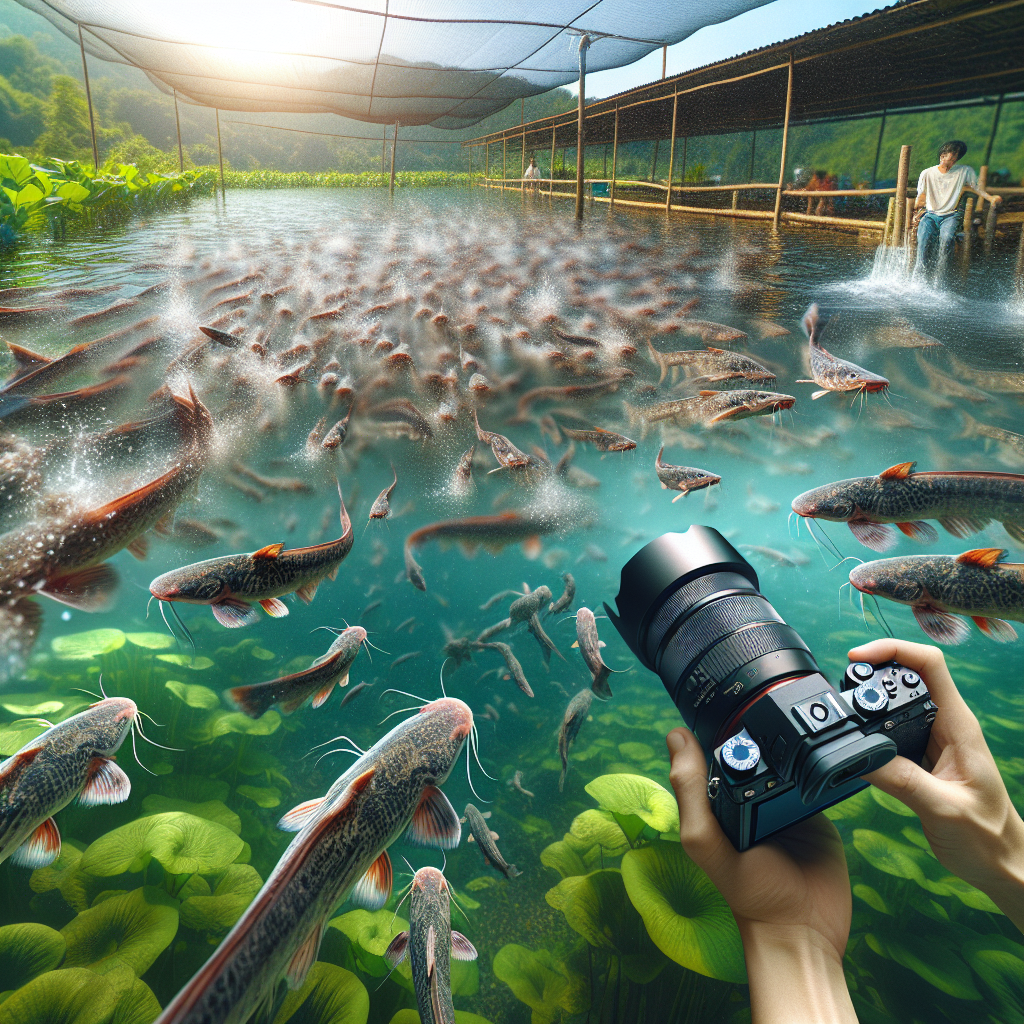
[{"x1": 566, "y1": 0, "x2": 885, "y2": 99}]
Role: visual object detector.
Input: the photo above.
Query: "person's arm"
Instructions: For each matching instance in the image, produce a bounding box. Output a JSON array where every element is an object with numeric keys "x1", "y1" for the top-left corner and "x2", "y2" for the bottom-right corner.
[
  {"x1": 667, "y1": 730, "x2": 857, "y2": 1024},
  {"x1": 852, "y1": 638, "x2": 1024, "y2": 933}
]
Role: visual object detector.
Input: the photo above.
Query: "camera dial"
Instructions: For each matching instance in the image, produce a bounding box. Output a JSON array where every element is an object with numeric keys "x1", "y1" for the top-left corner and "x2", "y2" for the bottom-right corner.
[
  {"x1": 852, "y1": 681, "x2": 889, "y2": 714},
  {"x1": 722, "y1": 732, "x2": 761, "y2": 773}
]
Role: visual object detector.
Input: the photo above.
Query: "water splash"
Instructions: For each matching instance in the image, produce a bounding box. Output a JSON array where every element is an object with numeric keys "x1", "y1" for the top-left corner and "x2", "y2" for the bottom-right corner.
[{"x1": 834, "y1": 243, "x2": 955, "y2": 309}]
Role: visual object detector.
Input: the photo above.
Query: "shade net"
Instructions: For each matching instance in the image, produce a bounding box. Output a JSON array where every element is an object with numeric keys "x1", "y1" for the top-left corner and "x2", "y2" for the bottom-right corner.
[{"x1": 18, "y1": 0, "x2": 772, "y2": 127}]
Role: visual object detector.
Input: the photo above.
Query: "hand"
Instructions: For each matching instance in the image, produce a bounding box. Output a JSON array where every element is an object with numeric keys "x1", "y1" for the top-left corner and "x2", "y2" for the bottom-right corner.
[
  {"x1": 667, "y1": 728, "x2": 857, "y2": 1024},
  {"x1": 851, "y1": 638, "x2": 1024, "y2": 933},
  {"x1": 992, "y1": 194, "x2": 1003, "y2": 204}
]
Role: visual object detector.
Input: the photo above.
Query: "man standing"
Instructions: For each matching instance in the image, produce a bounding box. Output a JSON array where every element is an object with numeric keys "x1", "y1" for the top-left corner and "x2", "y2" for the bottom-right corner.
[{"x1": 913, "y1": 140, "x2": 1001, "y2": 271}]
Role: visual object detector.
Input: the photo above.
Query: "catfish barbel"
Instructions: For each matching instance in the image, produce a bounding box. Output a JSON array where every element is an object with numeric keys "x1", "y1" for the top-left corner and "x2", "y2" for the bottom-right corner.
[
  {"x1": 155, "y1": 696, "x2": 474, "y2": 1024},
  {"x1": 149, "y1": 483, "x2": 353, "y2": 627},
  {"x1": 0, "y1": 697, "x2": 138, "y2": 868}
]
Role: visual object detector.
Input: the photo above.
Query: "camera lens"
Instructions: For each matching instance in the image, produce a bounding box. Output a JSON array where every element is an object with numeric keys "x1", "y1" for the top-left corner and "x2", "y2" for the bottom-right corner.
[{"x1": 605, "y1": 526, "x2": 819, "y2": 748}]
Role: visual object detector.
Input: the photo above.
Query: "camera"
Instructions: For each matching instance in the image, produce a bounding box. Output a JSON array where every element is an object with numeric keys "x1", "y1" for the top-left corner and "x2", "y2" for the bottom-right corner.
[{"x1": 605, "y1": 526, "x2": 936, "y2": 851}]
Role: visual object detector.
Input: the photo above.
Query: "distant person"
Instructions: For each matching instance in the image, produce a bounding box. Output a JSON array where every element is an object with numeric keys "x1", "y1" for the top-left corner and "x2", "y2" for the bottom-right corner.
[
  {"x1": 913, "y1": 140, "x2": 1002, "y2": 271},
  {"x1": 804, "y1": 169, "x2": 835, "y2": 215},
  {"x1": 524, "y1": 157, "x2": 541, "y2": 191}
]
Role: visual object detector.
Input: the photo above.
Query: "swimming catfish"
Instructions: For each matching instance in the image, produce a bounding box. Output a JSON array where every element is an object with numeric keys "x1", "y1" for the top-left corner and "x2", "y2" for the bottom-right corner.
[
  {"x1": 558, "y1": 688, "x2": 593, "y2": 792},
  {"x1": 655, "y1": 447, "x2": 721, "y2": 500},
  {"x1": 0, "y1": 697, "x2": 139, "y2": 868},
  {"x1": 155, "y1": 696, "x2": 473, "y2": 1024},
  {"x1": 384, "y1": 866, "x2": 479, "y2": 1024},
  {"x1": 226, "y1": 626, "x2": 367, "y2": 718},
  {"x1": 149, "y1": 483, "x2": 353, "y2": 627},
  {"x1": 797, "y1": 304, "x2": 888, "y2": 399},
  {"x1": 463, "y1": 801, "x2": 520, "y2": 879},
  {"x1": 573, "y1": 607, "x2": 617, "y2": 700}
]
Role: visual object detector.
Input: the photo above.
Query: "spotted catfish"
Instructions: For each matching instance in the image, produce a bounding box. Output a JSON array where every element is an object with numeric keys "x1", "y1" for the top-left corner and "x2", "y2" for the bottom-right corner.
[
  {"x1": 155, "y1": 697, "x2": 473, "y2": 1024},
  {"x1": 645, "y1": 339, "x2": 774, "y2": 386},
  {"x1": 463, "y1": 801, "x2": 520, "y2": 879},
  {"x1": 149, "y1": 483, "x2": 353, "y2": 627},
  {"x1": 572, "y1": 607, "x2": 618, "y2": 700},
  {"x1": 624, "y1": 390, "x2": 794, "y2": 432},
  {"x1": 558, "y1": 688, "x2": 593, "y2": 792},
  {"x1": 849, "y1": 548, "x2": 1024, "y2": 645},
  {"x1": 792, "y1": 463, "x2": 1024, "y2": 552},
  {"x1": 0, "y1": 697, "x2": 139, "y2": 868},
  {"x1": 226, "y1": 626, "x2": 367, "y2": 718},
  {"x1": 655, "y1": 447, "x2": 721, "y2": 501},
  {"x1": 384, "y1": 867, "x2": 479, "y2": 1024},
  {"x1": 473, "y1": 410, "x2": 530, "y2": 471},
  {"x1": 797, "y1": 304, "x2": 888, "y2": 399}
]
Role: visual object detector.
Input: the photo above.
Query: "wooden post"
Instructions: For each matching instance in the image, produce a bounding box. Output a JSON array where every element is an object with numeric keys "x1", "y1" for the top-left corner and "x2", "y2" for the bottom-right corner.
[
  {"x1": 78, "y1": 25, "x2": 99, "y2": 171},
  {"x1": 1015, "y1": 222, "x2": 1024, "y2": 291},
  {"x1": 550, "y1": 127, "x2": 556, "y2": 189},
  {"x1": 485, "y1": 141, "x2": 489, "y2": 183},
  {"x1": 772, "y1": 54, "x2": 794, "y2": 231},
  {"x1": 502, "y1": 136, "x2": 506, "y2": 191},
  {"x1": 891, "y1": 144, "x2": 911, "y2": 246},
  {"x1": 662, "y1": 45, "x2": 667, "y2": 79},
  {"x1": 904, "y1": 198, "x2": 914, "y2": 246},
  {"x1": 983, "y1": 202, "x2": 998, "y2": 254},
  {"x1": 610, "y1": 106, "x2": 618, "y2": 207},
  {"x1": 389, "y1": 122, "x2": 398, "y2": 194},
  {"x1": 731, "y1": 190, "x2": 739, "y2": 210},
  {"x1": 977, "y1": 165, "x2": 988, "y2": 214},
  {"x1": 172, "y1": 90, "x2": 184, "y2": 172},
  {"x1": 962, "y1": 195, "x2": 976, "y2": 241},
  {"x1": 870, "y1": 110, "x2": 886, "y2": 188},
  {"x1": 665, "y1": 94, "x2": 678, "y2": 212},
  {"x1": 575, "y1": 35, "x2": 590, "y2": 221},
  {"x1": 521, "y1": 132, "x2": 526, "y2": 193},
  {"x1": 748, "y1": 130, "x2": 756, "y2": 181},
  {"x1": 215, "y1": 109, "x2": 225, "y2": 201},
  {"x1": 883, "y1": 196, "x2": 895, "y2": 245},
  {"x1": 984, "y1": 94, "x2": 1004, "y2": 168}
]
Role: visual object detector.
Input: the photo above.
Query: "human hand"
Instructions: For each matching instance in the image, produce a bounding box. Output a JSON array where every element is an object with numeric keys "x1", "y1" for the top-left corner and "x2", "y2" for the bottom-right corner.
[
  {"x1": 992, "y1": 194, "x2": 1003, "y2": 204},
  {"x1": 851, "y1": 638, "x2": 1024, "y2": 933},
  {"x1": 667, "y1": 727, "x2": 857, "y2": 1024}
]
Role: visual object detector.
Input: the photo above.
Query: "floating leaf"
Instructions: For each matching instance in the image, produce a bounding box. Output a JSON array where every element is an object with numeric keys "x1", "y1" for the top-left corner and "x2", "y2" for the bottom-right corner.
[
  {"x1": 164, "y1": 681, "x2": 220, "y2": 709},
  {"x1": 80, "y1": 813, "x2": 243, "y2": 877},
  {"x1": 124, "y1": 632, "x2": 176, "y2": 650},
  {"x1": 192, "y1": 710, "x2": 282, "y2": 740},
  {"x1": 251, "y1": 647, "x2": 275, "y2": 661},
  {"x1": 157, "y1": 655, "x2": 214, "y2": 670},
  {"x1": 546, "y1": 869, "x2": 665, "y2": 983},
  {"x1": 920, "y1": 873, "x2": 1002, "y2": 913},
  {"x1": 621, "y1": 840, "x2": 745, "y2": 983},
  {"x1": 0, "y1": 721, "x2": 49, "y2": 756},
  {"x1": 29, "y1": 842, "x2": 107, "y2": 913},
  {"x1": 110, "y1": 973, "x2": 162, "y2": 1024},
  {"x1": 584, "y1": 774, "x2": 679, "y2": 833},
  {"x1": 568, "y1": 809, "x2": 629, "y2": 854},
  {"x1": 869, "y1": 788, "x2": 916, "y2": 817},
  {"x1": 617, "y1": 742, "x2": 655, "y2": 762},
  {"x1": 273, "y1": 963, "x2": 368, "y2": 1024},
  {"x1": 236, "y1": 785, "x2": 282, "y2": 808},
  {"x1": 465, "y1": 876, "x2": 498, "y2": 892},
  {"x1": 52, "y1": 629, "x2": 126, "y2": 659},
  {"x1": 140, "y1": 796, "x2": 241, "y2": 835},
  {"x1": 180, "y1": 864, "x2": 262, "y2": 933},
  {"x1": 0, "y1": 966, "x2": 119, "y2": 1024},
  {"x1": 329, "y1": 910, "x2": 408, "y2": 978},
  {"x1": 540, "y1": 840, "x2": 589, "y2": 879},
  {"x1": 0, "y1": 923, "x2": 66, "y2": 991},
  {"x1": 1, "y1": 701, "x2": 63, "y2": 716},
  {"x1": 491, "y1": 944, "x2": 586, "y2": 1024},
  {"x1": 962, "y1": 935, "x2": 1023, "y2": 1023},
  {"x1": 61, "y1": 886, "x2": 179, "y2": 976},
  {"x1": 852, "y1": 884, "x2": 890, "y2": 914}
]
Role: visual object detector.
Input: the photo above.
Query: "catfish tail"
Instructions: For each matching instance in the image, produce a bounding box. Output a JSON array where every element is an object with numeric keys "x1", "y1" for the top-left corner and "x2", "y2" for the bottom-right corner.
[
  {"x1": 645, "y1": 337, "x2": 668, "y2": 384},
  {"x1": 591, "y1": 665, "x2": 614, "y2": 701},
  {"x1": 802, "y1": 303, "x2": 821, "y2": 346},
  {"x1": 224, "y1": 681, "x2": 278, "y2": 720}
]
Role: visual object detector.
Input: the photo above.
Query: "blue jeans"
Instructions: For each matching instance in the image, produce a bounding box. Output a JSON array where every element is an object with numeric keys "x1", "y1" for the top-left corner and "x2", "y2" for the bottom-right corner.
[{"x1": 915, "y1": 210, "x2": 959, "y2": 269}]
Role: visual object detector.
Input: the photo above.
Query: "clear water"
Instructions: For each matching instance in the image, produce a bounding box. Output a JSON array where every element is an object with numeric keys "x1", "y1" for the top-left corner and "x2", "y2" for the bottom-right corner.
[{"x1": 0, "y1": 188, "x2": 1020, "y2": 1024}]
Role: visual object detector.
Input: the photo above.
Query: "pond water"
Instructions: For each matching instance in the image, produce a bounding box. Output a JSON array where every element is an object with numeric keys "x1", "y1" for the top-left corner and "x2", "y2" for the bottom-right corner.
[{"x1": 0, "y1": 187, "x2": 1020, "y2": 1024}]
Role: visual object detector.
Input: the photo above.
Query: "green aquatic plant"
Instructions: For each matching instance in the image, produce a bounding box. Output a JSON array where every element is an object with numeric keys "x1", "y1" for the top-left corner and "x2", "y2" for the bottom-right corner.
[
  {"x1": 388, "y1": 1013, "x2": 492, "y2": 1024},
  {"x1": 273, "y1": 963, "x2": 369, "y2": 1024},
  {"x1": 164, "y1": 681, "x2": 221, "y2": 709},
  {"x1": 50, "y1": 629, "x2": 127, "y2": 659},
  {"x1": 568, "y1": 809, "x2": 630, "y2": 856},
  {"x1": 329, "y1": 909, "x2": 409, "y2": 979},
  {"x1": 158, "y1": 655, "x2": 215, "y2": 670},
  {"x1": 491, "y1": 944, "x2": 587, "y2": 1024},
  {"x1": 124, "y1": 633, "x2": 176, "y2": 651},
  {"x1": 179, "y1": 864, "x2": 263, "y2": 933},
  {"x1": 864, "y1": 925, "x2": 981, "y2": 1000},
  {"x1": 584, "y1": 773, "x2": 679, "y2": 842},
  {"x1": 30, "y1": 842, "x2": 109, "y2": 913},
  {"x1": 236, "y1": 785, "x2": 282, "y2": 808},
  {"x1": 620, "y1": 840, "x2": 746, "y2": 984},
  {"x1": 139, "y1": 796, "x2": 241, "y2": 834},
  {"x1": 0, "y1": 922, "x2": 66, "y2": 994},
  {"x1": 540, "y1": 838, "x2": 590, "y2": 879},
  {"x1": 0, "y1": 719, "x2": 48, "y2": 755},
  {"x1": 0, "y1": 966, "x2": 120, "y2": 1024}
]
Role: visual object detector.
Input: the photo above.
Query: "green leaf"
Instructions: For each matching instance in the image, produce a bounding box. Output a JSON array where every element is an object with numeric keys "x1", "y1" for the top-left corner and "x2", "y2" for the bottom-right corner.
[
  {"x1": 191, "y1": 710, "x2": 282, "y2": 740},
  {"x1": 1, "y1": 701, "x2": 63, "y2": 716},
  {"x1": 29, "y1": 842, "x2": 108, "y2": 913},
  {"x1": 157, "y1": 655, "x2": 214, "y2": 670},
  {"x1": 0, "y1": 721, "x2": 49, "y2": 755},
  {"x1": 3, "y1": 157, "x2": 32, "y2": 185},
  {"x1": 540, "y1": 840, "x2": 589, "y2": 879},
  {"x1": 273, "y1": 962, "x2": 368, "y2": 1024},
  {"x1": 139, "y1": 796, "x2": 241, "y2": 835},
  {"x1": 852, "y1": 884, "x2": 890, "y2": 914},
  {"x1": 164, "y1": 681, "x2": 220, "y2": 709},
  {"x1": 852, "y1": 830, "x2": 924, "y2": 883},
  {"x1": 55, "y1": 181, "x2": 91, "y2": 203},
  {"x1": 15, "y1": 184, "x2": 43, "y2": 206},
  {"x1": 867, "y1": 926, "x2": 981, "y2": 999},
  {"x1": 329, "y1": 910, "x2": 408, "y2": 978},
  {"x1": 179, "y1": 864, "x2": 262, "y2": 933},
  {"x1": 251, "y1": 647, "x2": 275, "y2": 661},
  {"x1": 236, "y1": 785, "x2": 282, "y2": 808},
  {"x1": 869, "y1": 788, "x2": 916, "y2": 816},
  {"x1": 110, "y1": 974, "x2": 161, "y2": 1024},
  {"x1": 60, "y1": 886, "x2": 179, "y2": 976},
  {"x1": 962, "y1": 935, "x2": 1024, "y2": 1024},
  {"x1": 621, "y1": 840, "x2": 746, "y2": 983},
  {"x1": 0, "y1": 923, "x2": 66, "y2": 990},
  {"x1": 80, "y1": 813, "x2": 243, "y2": 876},
  {"x1": 568, "y1": 809, "x2": 629, "y2": 854},
  {"x1": 0, "y1": 966, "x2": 119, "y2": 1024},
  {"x1": 389, "y1": 1013, "x2": 492, "y2": 1024},
  {"x1": 584, "y1": 774, "x2": 679, "y2": 833},
  {"x1": 491, "y1": 944, "x2": 586, "y2": 1024},
  {"x1": 617, "y1": 742, "x2": 655, "y2": 762},
  {"x1": 52, "y1": 630, "x2": 126, "y2": 659},
  {"x1": 124, "y1": 633, "x2": 176, "y2": 650}
]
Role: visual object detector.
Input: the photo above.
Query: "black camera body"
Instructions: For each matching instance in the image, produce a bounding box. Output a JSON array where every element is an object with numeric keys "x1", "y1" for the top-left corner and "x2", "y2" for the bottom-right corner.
[{"x1": 606, "y1": 526, "x2": 936, "y2": 851}]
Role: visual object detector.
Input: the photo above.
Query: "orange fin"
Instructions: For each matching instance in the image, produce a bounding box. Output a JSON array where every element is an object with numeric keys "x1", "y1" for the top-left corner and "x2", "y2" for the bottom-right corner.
[
  {"x1": 7, "y1": 342, "x2": 51, "y2": 368},
  {"x1": 351, "y1": 849, "x2": 393, "y2": 910},
  {"x1": 879, "y1": 461, "x2": 916, "y2": 480},
  {"x1": 295, "y1": 581, "x2": 318, "y2": 605},
  {"x1": 285, "y1": 920, "x2": 324, "y2": 990},
  {"x1": 913, "y1": 605, "x2": 970, "y2": 645},
  {"x1": 11, "y1": 817, "x2": 60, "y2": 868},
  {"x1": 78, "y1": 757, "x2": 131, "y2": 806},
  {"x1": 972, "y1": 616, "x2": 1018, "y2": 642},
  {"x1": 310, "y1": 680, "x2": 336, "y2": 709},
  {"x1": 384, "y1": 931, "x2": 410, "y2": 967},
  {"x1": 127, "y1": 535, "x2": 149, "y2": 561},
  {"x1": 153, "y1": 512, "x2": 175, "y2": 537},
  {"x1": 259, "y1": 598, "x2": 289, "y2": 618},
  {"x1": 38, "y1": 563, "x2": 119, "y2": 610},
  {"x1": 82, "y1": 466, "x2": 180, "y2": 527},
  {"x1": 0, "y1": 746, "x2": 43, "y2": 789},
  {"x1": 955, "y1": 548, "x2": 1006, "y2": 569},
  {"x1": 407, "y1": 785, "x2": 461, "y2": 849},
  {"x1": 253, "y1": 543, "x2": 284, "y2": 560},
  {"x1": 522, "y1": 536, "x2": 542, "y2": 560},
  {"x1": 278, "y1": 796, "x2": 327, "y2": 832},
  {"x1": 896, "y1": 521, "x2": 938, "y2": 543}
]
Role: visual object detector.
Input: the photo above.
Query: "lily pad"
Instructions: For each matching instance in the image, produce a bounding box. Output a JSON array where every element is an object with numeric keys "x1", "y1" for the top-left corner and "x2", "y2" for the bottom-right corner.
[
  {"x1": 866, "y1": 926, "x2": 981, "y2": 1000},
  {"x1": 124, "y1": 632, "x2": 176, "y2": 650},
  {"x1": 585, "y1": 774, "x2": 679, "y2": 833},
  {"x1": 869, "y1": 788, "x2": 915, "y2": 817},
  {"x1": 164, "y1": 681, "x2": 221, "y2": 709},
  {"x1": 236, "y1": 785, "x2": 282, "y2": 808},
  {"x1": 0, "y1": 721, "x2": 49, "y2": 756},
  {"x1": 139, "y1": 796, "x2": 241, "y2": 835},
  {"x1": 52, "y1": 630, "x2": 126, "y2": 660},
  {"x1": 60, "y1": 886, "x2": 179, "y2": 976},
  {"x1": 30, "y1": 842, "x2": 108, "y2": 913},
  {"x1": 110, "y1": 974, "x2": 162, "y2": 1024},
  {"x1": 251, "y1": 647, "x2": 276, "y2": 661},
  {"x1": 0, "y1": 967, "x2": 119, "y2": 1024},
  {"x1": 540, "y1": 840, "x2": 589, "y2": 879},
  {"x1": 180, "y1": 864, "x2": 262, "y2": 933},
  {"x1": 329, "y1": 910, "x2": 409, "y2": 978},
  {"x1": 192, "y1": 710, "x2": 282, "y2": 740},
  {"x1": 617, "y1": 742, "x2": 655, "y2": 762},
  {"x1": 0, "y1": 923, "x2": 66, "y2": 991},
  {"x1": 852, "y1": 830, "x2": 924, "y2": 883},
  {"x1": 157, "y1": 654, "x2": 214, "y2": 670},
  {"x1": 1, "y1": 701, "x2": 63, "y2": 716},
  {"x1": 852, "y1": 884, "x2": 890, "y2": 914},
  {"x1": 621, "y1": 840, "x2": 745, "y2": 983},
  {"x1": 491, "y1": 944, "x2": 586, "y2": 1024},
  {"x1": 546, "y1": 869, "x2": 666, "y2": 983},
  {"x1": 568, "y1": 810, "x2": 630, "y2": 854},
  {"x1": 273, "y1": 963, "x2": 368, "y2": 1024},
  {"x1": 80, "y1": 813, "x2": 243, "y2": 877}
]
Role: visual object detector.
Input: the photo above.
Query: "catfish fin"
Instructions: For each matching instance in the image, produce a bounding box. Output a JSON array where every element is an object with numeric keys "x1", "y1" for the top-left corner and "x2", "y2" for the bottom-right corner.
[
  {"x1": 285, "y1": 921, "x2": 324, "y2": 990},
  {"x1": 259, "y1": 598, "x2": 289, "y2": 618},
  {"x1": 896, "y1": 520, "x2": 938, "y2": 544},
  {"x1": 253, "y1": 543, "x2": 285, "y2": 560},
  {"x1": 912, "y1": 605, "x2": 971, "y2": 645},
  {"x1": 451, "y1": 932, "x2": 478, "y2": 961},
  {"x1": 127, "y1": 535, "x2": 149, "y2": 560},
  {"x1": 310, "y1": 680, "x2": 336, "y2": 709},
  {"x1": 226, "y1": 682, "x2": 276, "y2": 719},
  {"x1": 972, "y1": 616, "x2": 1018, "y2": 642},
  {"x1": 7, "y1": 342, "x2": 51, "y2": 368},
  {"x1": 1003, "y1": 521, "x2": 1024, "y2": 545},
  {"x1": 848, "y1": 520, "x2": 898, "y2": 553},
  {"x1": 879, "y1": 461, "x2": 916, "y2": 480},
  {"x1": 78, "y1": 757, "x2": 131, "y2": 806},
  {"x1": 426, "y1": 924, "x2": 436, "y2": 976},
  {"x1": 11, "y1": 817, "x2": 60, "y2": 868},
  {"x1": 351, "y1": 849, "x2": 392, "y2": 910},
  {"x1": 407, "y1": 785, "x2": 461, "y2": 849},
  {"x1": 811, "y1": 390, "x2": 830, "y2": 400},
  {"x1": 955, "y1": 547, "x2": 1006, "y2": 568},
  {"x1": 37, "y1": 563, "x2": 119, "y2": 610},
  {"x1": 938, "y1": 516, "x2": 989, "y2": 539},
  {"x1": 0, "y1": 746, "x2": 42, "y2": 790},
  {"x1": 212, "y1": 599, "x2": 259, "y2": 628},
  {"x1": 295, "y1": 581, "x2": 318, "y2": 605},
  {"x1": 384, "y1": 931, "x2": 410, "y2": 966},
  {"x1": 278, "y1": 797, "x2": 326, "y2": 832}
]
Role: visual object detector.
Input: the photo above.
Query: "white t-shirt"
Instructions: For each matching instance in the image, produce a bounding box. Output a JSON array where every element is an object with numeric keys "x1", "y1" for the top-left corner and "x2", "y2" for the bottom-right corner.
[
  {"x1": 524, "y1": 164, "x2": 540, "y2": 179},
  {"x1": 916, "y1": 164, "x2": 978, "y2": 216}
]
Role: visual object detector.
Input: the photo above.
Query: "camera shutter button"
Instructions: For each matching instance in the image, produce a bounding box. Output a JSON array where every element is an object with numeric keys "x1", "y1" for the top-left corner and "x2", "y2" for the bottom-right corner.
[
  {"x1": 851, "y1": 662, "x2": 874, "y2": 680},
  {"x1": 901, "y1": 671, "x2": 921, "y2": 688}
]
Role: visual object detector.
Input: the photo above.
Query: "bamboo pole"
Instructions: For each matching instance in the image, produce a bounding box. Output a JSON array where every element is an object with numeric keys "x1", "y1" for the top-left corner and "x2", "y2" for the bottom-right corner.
[
  {"x1": 891, "y1": 144, "x2": 911, "y2": 245},
  {"x1": 521, "y1": 132, "x2": 526, "y2": 194},
  {"x1": 984, "y1": 201, "x2": 998, "y2": 253},
  {"x1": 576, "y1": 35, "x2": 590, "y2": 221},
  {"x1": 390, "y1": 122, "x2": 398, "y2": 194},
  {"x1": 662, "y1": 45, "x2": 667, "y2": 79},
  {"x1": 870, "y1": 110, "x2": 886, "y2": 188},
  {"x1": 732, "y1": 191, "x2": 739, "y2": 210},
  {"x1": 883, "y1": 196, "x2": 895, "y2": 245},
  {"x1": 610, "y1": 107, "x2": 618, "y2": 207},
  {"x1": 772, "y1": 54, "x2": 794, "y2": 231},
  {"x1": 977, "y1": 164, "x2": 988, "y2": 214},
  {"x1": 215, "y1": 109, "x2": 225, "y2": 201},
  {"x1": 78, "y1": 25, "x2": 99, "y2": 172},
  {"x1": 550, "y1": 127, "x2": 556, "y2": 192},
  {"x1": 904, "y1": 198, "x2": 914, "y2": 245},
  {"x1": 665, "y1": 95, "x2": 678, "y2": 212},
  {"x1": 962, "y1": 195, "x2": 976, "y2": 240},
  {"x1": 173, "y1": 89, "x2": 184, "y2": 172},
  {"x1": 984, "y1": 94, "x2": 1005, "y2": 167},
  {"x1": 502, "y1": 136, "x2": 506, "y2": 191}
]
